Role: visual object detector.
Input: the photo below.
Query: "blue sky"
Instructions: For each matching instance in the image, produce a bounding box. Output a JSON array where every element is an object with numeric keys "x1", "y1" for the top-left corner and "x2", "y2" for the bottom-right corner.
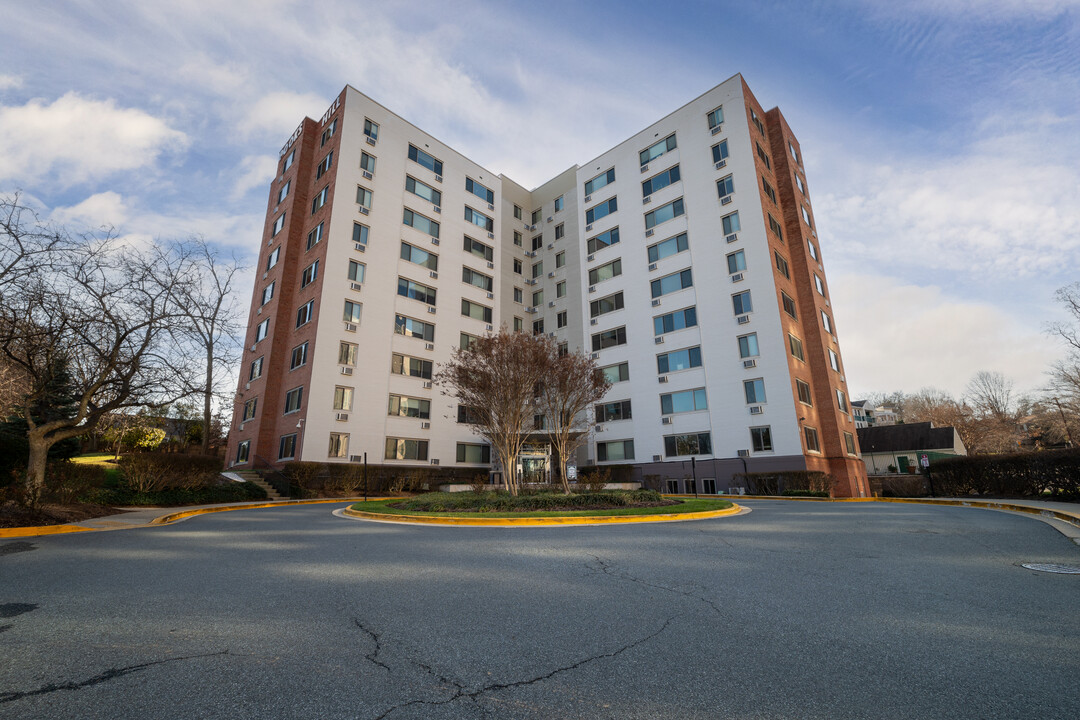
[{"x1": 2, "y1": 0, "x2": 1077, "y2": 401}]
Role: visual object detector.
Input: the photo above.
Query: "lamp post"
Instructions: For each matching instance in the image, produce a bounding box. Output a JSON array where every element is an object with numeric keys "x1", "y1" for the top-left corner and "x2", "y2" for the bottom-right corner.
[
  {"x1": 691, "y1": 456, "x2": 699, "y2": 498},
  {"x1": 363, "y1": 451, "x2": 368, "y2": 502}
]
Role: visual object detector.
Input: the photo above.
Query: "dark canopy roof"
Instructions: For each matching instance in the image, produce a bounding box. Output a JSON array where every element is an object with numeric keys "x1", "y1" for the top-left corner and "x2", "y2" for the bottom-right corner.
[{"x1": 856, "y1": 422, "x2": 958, "y2": 453}]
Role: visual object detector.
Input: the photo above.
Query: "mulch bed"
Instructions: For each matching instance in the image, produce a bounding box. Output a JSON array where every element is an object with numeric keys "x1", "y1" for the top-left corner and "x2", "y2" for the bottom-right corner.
[
  {"x1": 0, "y1": 502, "x2": 125, "y2": 529},
  {"x1": 388, "y1": 499, "x2": 683, "y2": 513}
]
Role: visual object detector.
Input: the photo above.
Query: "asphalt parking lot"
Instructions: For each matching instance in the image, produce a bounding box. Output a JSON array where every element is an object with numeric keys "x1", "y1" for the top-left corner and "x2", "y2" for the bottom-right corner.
[{"x1": 2, "y1": 500, "x2": 1078, "y2": 719}]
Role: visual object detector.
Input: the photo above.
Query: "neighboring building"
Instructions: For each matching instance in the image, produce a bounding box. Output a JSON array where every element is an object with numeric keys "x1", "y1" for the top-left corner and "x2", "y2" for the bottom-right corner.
[
  {"x1": 851, "y1": 401, "x2": 898, "y2": 429},
  {"x1": 226, "y1": 74, "x2": 869, "y2": 496},
  {"x1": 857, "y1": 422, "x2": 967, "y2": 475}
]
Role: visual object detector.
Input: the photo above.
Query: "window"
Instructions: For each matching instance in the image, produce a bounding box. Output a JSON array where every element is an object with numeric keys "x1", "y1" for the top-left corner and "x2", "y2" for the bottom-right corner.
[
  {"x1": 837, "y1": 389, "x2": 849, "y2": 413},
  {"x1": 400, "y1": 242, "x2": 438, "y2": 271},
  {"x1": 339, "y1": 342, "x2": 357, "y2": 366},
  {"x1": 408, "y1": 144, "x2": 443, "y2": 175},
  {"x1": 364, "y1": 118, "x2": 379, "y2": 141},
  {"x1": 555, "y1": 224, "x2": 565, "y2": 240},
  {"x1": 768, "y1": 215, "x2": 784, "y2": 241},
  {"x1": 464, "y1": 236, "x2": 494, "y2": 262},
  {"x1": 802, "y1": 206, "x2": 813, "y2": 227},
  {"x1": 532, "y1": 318, "x2": 544, "y2": 335},
  {"x1": 597, "y1": 439, "x2": 635, "y2": 462},
  {"x1": 642, "y1": 164, "x2": 680, "y2": 197},
  {"x1": 249, "y1": 356, "x2": 264, "y2": 381},
  {"x1": 707, "y1": 106, "x2": 724, "y2": 129},
  {"x1": 284, "y1": 386, "x2": 303, "y2": 414},
  {"x1": 385, "y1": 438, "x2": 429, "y2": 461},
  {"x1": 751, "y1": 108, "x2": 764, "y2": 135},
  {"x1": 640, "y1": 133, "x2": 677, "y2": 165},
  {"x1": 660, "y1": 388, "x2": 707, "y2": 415},
  {"x1": 236, "y1": 440, "x2": 250, "y2": 464},
  {"x1": 644, "y1": 198, "x2": 684, "y2": 229},
  {"x1": 513, "y1": 316, "x2": 523, "y2": 332},
  {"x1": 654, "y1": 306, "x2": 697, "y2": 335},
  {"x1": 532, "y1": 289, "x2": 543, "y2": 306},
  {"x1": 255, "y1": 318, "x2": 269, "y2": 342},
  {"x1": 290, "y1": 342, "x2": 308, "y2": 370},
  {"x1": 596, "y1": 400, "x2": 632, "y2": 422},
  {"x1": 461, "y1": 299, "x2": 492, "y2": 323},
  {"x1": 554, "y1": 195, "x2": 564, "y2": 212},
  {"x1": 406, "y1": 176, "x2": 442, "y2": 206},
  {"x1": 751, "y1": 426, "x2": 772, "y2": 452},
  {"x1": 360, "y1": 152, "x2": 376, "y2": 173},
  {"x1": 814, "y1": 274, "x2": 826, "y2": 296},
  {"x1": 513, "y1": 287, "x2": 523, "y2": 303},
  {"x1": 732, "y1": 291, "x2": 752, "y2": 316},
  {"x1": 388, "y1": 394, "x2": 431, "y2": 419},
  {"x1": 532, "y1": 235, "x2": 543, "y2": 251},
  {"x1": 590, "y1": 291, "x2": 624, "y2": 318},
  {"x1": 261, "y1": 282, "x2": 275, "y2": 305},
  {"x1": 796, "y1": 174, "x2": 807, "y2": 195},
  {"x1": 762, "y1": 177, "x2": 777, "y2": 204},
  {"x1": 845, "y1": 432, "x2": 857, "y2": 456},
  {"x1": 744, "y1": 378, "x2": 766, "y2": 404},
  {"x1": 712, "y1": 140, "x2": 729, "y2": 164},
  {"x1": 462, "y1": 267, "x2": 493, "y2": 292},
  {"x1": 403, "y1": 208, "x2": 439, "y2": 238},
  {"x1": 821, "y1": 311, "x2": 834, "y2": 335},
  {"x1": 242, "y1": 398, "x2": 257, "y2": 422},
  {"x1": 278, "y1": 434, "x2": 297, "y2": 460},
  {"x1": 551, "y1": 281, "x2": 564, "y2": 300},
  {"x1": 348, "y1": 260, "x2": 365, "y2": 283},
  {"x1": 556, "y1": 311, "x2": 567, "y2": 328},
  {"x1": 272, "y1": 213, "x2": 286, "y2": 236},
  {"x1": 650, "y1": 268, "x2": 692, "y2": 298},
  {"x1": 277, "y1": 181, "x2": 290, "y2": 205},
  {"x1": 532, "y1": 261, "x2": 543, "y2": 279},
  {"x1": 555, "y1": 251, "x2": 565, "y2": 268},
  {"x1": 321, "y1": 118, "x2": 337, "y2": 146},
  {"x1": 266, "y1": 246, "x2": 280, "y2": 271},
  {"x1": 395, "y1": 315, "x2": 434, "y2": 341},
  {"x1": 465, "y1": 206, "x2": 494, "y2": 232},
  {"x1": 774, "y1": 252, "x2": 789, "y2": 278},
  {"x1": 328, "y1": 433, "x2": 349, "y2": 459},
  {"x1": 306, "y1": 223, "x2": 323, "y2": 250},
  {"x1": 664, "y1": 432, "x2": 711, "y2": 457},
  {"x1": 316, "y1": 151, "x2": 333, "y2": 179},
  {"x1": 588, "y1": 258, "x2": 622, "y2": 284},
  {"x1": 513, "y1": 205, "x2": 523, "y2": 220},
  {"x1": 602, "y1": 362, "x2": 630, "y2": 383},
  {"x1": 789, "y1": 334, "x2": 805, "y2": 361},
  {"x1": 513, "y1": 259, "x2": 522, "y2": 275},
  {"x1": 829, "y1": 348, "x2": 841, "y2": 372},
  {"x1": 657, "y1": 346, "x2": 702, "y2": 373},
  {"x1": 716, "y1": 175, "x2": 734, "y2": 199},
  {"x1": 301, "y1": 261, "x2": 318, "y2": 288},
  {"x1": 343, "y1": 300, "x2": 362, "y2": 323},
  {"x1": 398, "y1": 277, "x2": 436, "y2": 306},
  {"x1": 353, "y1": 222, "x2": 369, "y2": 246},
  {"x1": 311, "y1": 186, "x2": 329, "y2": 213},
  {"x1": 466, "y1": 177, "x2": 494, "y2": 204},
  {"x1": 296, "y1": 300, "x2": 314, "y2": 328},
  {"x1": 738, "y1": 333, "x2": 758, "y2": 359},
  {"x1": 790, "y1": 141, "x2": 801, "y2": 164},
  {"x1": 587, "y1": 227, "x2": 620, "y2": 254},
  {"x1": 584, "y1": 168, "x2": 615, "y2": 195},
  {"x1": 592, "y1": 326, "x2": 627, "y2": 350},
  {"x1": 804, "y1": 426, "x2": 821, "y2": 453},
  {"x1": 796, "y1": 379, "x2": 813, "y2": 405},
  {"x1": 727, "y1": 250, "x2": 746, "y2": 274},
  {"x1": 334, "y1": 386, "x2": 353, "y2": 411},
  {"x1": 457, "y1": 443, "x2": 491, "y2": 464},
  {"x1": 586, "y1": 197, "x2": 617, "y2": 224},
  {"x1": 782, "y1": 292, "x2": 798, "y2": 319},
  {"x1": 756, "y1": 142, "x2": 771, "y2": 170},
  {"x1": 356, "y1": 186, "x2": 373, "y2": 209},
  {"x1": 391, "y1": 353, "x2": 433, "y2": 379},
  {"x1": 531, "y1": 208, "x2": 542, "y2": 225},
  {"x1": 513, "y1": 231, "x2": 522, "y2": 247},
  {"x1": 282, "y1": 150, "x2": 295, "y2": 173},
  {"x1": 647, "y1": 232, "x2": 688, "y2": 263},
  {"x1": 460, "y1": 332, "x2": 478, "y2": 348},
  {"x1": 808, "y1": 240, "x2": 818, "y2": 261}
]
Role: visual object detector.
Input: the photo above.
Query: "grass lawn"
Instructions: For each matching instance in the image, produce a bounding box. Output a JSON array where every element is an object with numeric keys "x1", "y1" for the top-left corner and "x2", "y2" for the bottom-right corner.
[
  {"x1": 71, "y1": 453, "x2": 123, "y2": 484},
  {"x1": 349, "y1": 496, "x2": 733, "y2": 519}
]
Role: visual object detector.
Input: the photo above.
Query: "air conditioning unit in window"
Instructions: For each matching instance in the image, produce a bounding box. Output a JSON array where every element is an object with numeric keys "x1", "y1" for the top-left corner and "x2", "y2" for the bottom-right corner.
[
  {"x1": 525, "y1": 278, "x2": 537, "y2": 286},
  {"x1": 546, "y1": 216, "x2": 553, "y2": 223},
  {"x1": 424, "y1": 343, "x2": 435, "y2": 351},
  {"x1": 250, "y1": 344, "x2": 257, "y2": 351},
  {"x1": 355, "y1": 243, "x2": 367, "y2": 252},
  {"x1": 640, "y1": 164, "x2": 649, "y2": 173},
  {"x1": 590, "y1": 352, "x2": 600, "y2": 359},
  {"x1": 662, "y1": 417, "x2": 672, "y2": 425},
  {"x1": 433, "y1": 206, "x2": 441, "y2": 214},
  {"x1": 730, "y1": 273, "x2": 744, "y2": 283},
  {"x1": 643, "y1": 196, "x2": 651, "y2": 204},
  {"x1": 721, "y1": 196, "x2": 733, "y2": 206},
  {"x1": 486, "y1": 292, "x2": 494, "y2": 299},
  {"x1": 548, "y1": 332, "x2": 556, "y2": 338},
  {"x1": 658, "y1": 376, "x2": 668, "y2": 383},
  {"x1": 585, "y1": 224, "x2": 593, "y2": 232},
  {"x1": 427, "y1": 307, "x2": 436, "y2": 314},
  {"x1": 362, "y1": 170, "x2": 373, "y2": 180},
  {"x1": 366, "y1": 136, "x2": 376, "y2": 146},
  {"x1": 725, "y1": 234, "x2": 738, "y2": 243},
  {"x1": 594, "y1": 424, "x2": 603, "y2": 432},
  {"x1": 344, "y1": 322, "x2": 357, "y2": 332},
  {"x1": 529, "y1": 225, "x2": 537, "y2": 231},
  {"x1": 341, "y1": 366, "x2": 354, "y2": 375},
  {"x1": 749, "y1": 406, "x2": 763, "y2": 415},
  {"x1": 590, "y1": 318, "x2": 597, "y2": 326},
  {"x1": 743, "y1": 359, "x2": 757, "y2": 369},
  {"x1": 588, "y1": 285, "x2": 596, "y2": 293},
  {"x1": 737, "y1": 449, "x2": 750, "y2": 457},
  {"x1": 488, "y1": 203, "x2": 495, "y2": 211},
  {"x1": 430, "y1": 458, "x2": 440, "y2": 465},
  {"x1": 336, "y1": 413, "x2": 349, "y2": 421},
  {"x1": 423, "y1": 381, "x2": 433, "y2": 389},
  {"x1": 584, "y1": 195, "x2": 592, "y2": 203},
  {"x1": 711, "y1": 125, "x2": 723, "y2": 136},
  {"x1": 434, "y1": 175, "x2": 443, "y2": 183},
  {"x1": 526, "y1": 306, "x2": 537, "y2": 314},
  {"x1": 587, "y1": 254, "x2": 595, "y2": 262},
  {"x1": 525, "y1": 250, "x2": 536, "y2": 258},
  {"x1": 430, "y1": 237, "x2": 439, "y2": 245},
  {"x1": 421, "y1": 422, "x2": 430, "y2": 429},
  {"x1": 487, "y1": 261, "x2": 494, "y2": 269},
  {"x1": 262, "y1": 271, "x2": 268, "y2": 280},
  {"x1": 652, "y1": 455, "x2": 662, "y2": 462},
  {"x1": 486, "y1": 324, "x2": 494, "y2": 331},
  {"x1": 645, "y1": 229, "x2": 654, "y2": 237},
  {"x1": 548, "y1": 301, "x2": 555, "y2": 308},
  {"x1": 715, "y1": 160, "x2": 727, "y2": 170},
  {"x1": 548, "y1": 272, "x2": 555, "y2": 279},
  {"x1": 737, "y1": 315, "x2": 750, "y2": 325},
  {"x1": 429, "y1": 271, "x2": 438, "y2": 279},
  {"x1": 350, "y1": 282, "x2": 363, "y2": 292},
  {"x1": 654, "y1": 336, "x2": 664, "y2": 344},
  {"x1": 359, "y1": 206, "x2": 370, "y2": 215},
  {"x1": 256, "y1": 307, "x2": 262, "y2": 316},
  {"x1": 547, "y1": 243, "x2": 554, "y2": 250},
  {"x1": 487, "y1": 232, "x2": 495, "y2": 240}
]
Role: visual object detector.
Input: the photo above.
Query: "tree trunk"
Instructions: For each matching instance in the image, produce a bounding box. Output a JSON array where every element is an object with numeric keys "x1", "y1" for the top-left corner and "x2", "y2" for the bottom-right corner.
[
  {"x1": 25, "y1": 431, "x2": 50, "y2": 508},
  {"x1": 201, "y1": 343, "x2": 213, "y2": 455}
]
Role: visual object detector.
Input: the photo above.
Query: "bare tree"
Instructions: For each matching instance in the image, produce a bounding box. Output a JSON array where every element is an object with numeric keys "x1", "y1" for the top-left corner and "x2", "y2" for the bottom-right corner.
[
  {"x1": 965, "y1": 371, "x2": 1015, "y2": 424},
  {"x1": 539, "y1": 349, "x2": 610, "y2": 493},
  {"x1": 436, "y1": 330, "x2": 552, "y2": 496},
  {"x1": 0, "y1": 194, "x2": 70, "y2": 294}
]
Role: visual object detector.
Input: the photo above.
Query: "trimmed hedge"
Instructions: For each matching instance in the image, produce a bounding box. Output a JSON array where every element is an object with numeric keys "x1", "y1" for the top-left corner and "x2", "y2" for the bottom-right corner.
[
  {"x1": 733, "y1": 471, "x2": 835, "y2": 496},
  {"x1": 930, "y1": 449, "x2": 1080, "y2": 499},
  {"x1": 394, "y1": 489, "x2": 665, "y2": 513},
  {"x1": 83, "y1": 481, "x2": 267, "y2": 506}
]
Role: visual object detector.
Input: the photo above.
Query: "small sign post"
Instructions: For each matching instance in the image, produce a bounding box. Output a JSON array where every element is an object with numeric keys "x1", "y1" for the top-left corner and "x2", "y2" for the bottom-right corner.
[{"x1": 921, "y1": 454, "x2": 935, "y2": 497}]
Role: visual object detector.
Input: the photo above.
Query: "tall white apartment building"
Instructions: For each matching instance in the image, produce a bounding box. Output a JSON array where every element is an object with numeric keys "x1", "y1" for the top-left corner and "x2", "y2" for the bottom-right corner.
[{"x1": 227, "y1": 74, "x2": 869, "y2": 497}]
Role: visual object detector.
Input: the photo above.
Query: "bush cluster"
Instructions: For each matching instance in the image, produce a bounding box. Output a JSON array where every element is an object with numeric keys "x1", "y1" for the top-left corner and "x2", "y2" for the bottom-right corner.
[
  {"x1": 117, "y1": 453, "x2": 223, "y2": 493},
  {"x1": 394, "y1": 489, "x2": 665, "y2": 513},
  {"x1": 84, "y1": 481, "x2": 267, "y2": 506},
  {"x1": 733, "y1": 471, "x2": 836, "y2": 496},
  {"x1": 929, "y1": 450, "x2": 1080, "y2": 499},
  {"x1": 279, "y1": 462, "x2": 488, "y2": 498}
]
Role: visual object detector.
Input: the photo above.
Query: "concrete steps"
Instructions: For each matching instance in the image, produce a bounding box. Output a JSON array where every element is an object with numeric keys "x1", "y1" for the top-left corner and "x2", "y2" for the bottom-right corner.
[{"x1": 231, "y1": 470, "x2": 284, "y2": 500}]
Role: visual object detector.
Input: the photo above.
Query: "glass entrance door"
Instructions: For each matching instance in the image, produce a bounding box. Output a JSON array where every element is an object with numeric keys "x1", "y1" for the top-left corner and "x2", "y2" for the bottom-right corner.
[{"x1": 521, "y1": 456, "x2": 549, "y2": 483}]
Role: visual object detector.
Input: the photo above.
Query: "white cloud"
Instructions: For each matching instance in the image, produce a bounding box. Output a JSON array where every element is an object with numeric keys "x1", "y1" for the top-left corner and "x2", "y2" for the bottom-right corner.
[
  {"x1": 229, "y1": 155, "x2": 278, "y2": 201},
  {"x1": 832, "y1": 273, "x2": 1062, "y2": 398},
  {"x1": 241, "y1": 91, "x2": 329, "y2": 141},
  {"x1": 0, "y1": 74, "x2": 22, "y2": 91},
  {"x1": 0, "y1": 92, "x2": 188, "y2": 185},
  {"x1": 51, "y1": 191, "x2": 129, "y2": 228}
]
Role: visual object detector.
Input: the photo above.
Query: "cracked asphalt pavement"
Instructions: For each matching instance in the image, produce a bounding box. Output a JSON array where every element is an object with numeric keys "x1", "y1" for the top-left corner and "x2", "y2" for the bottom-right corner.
[{"x1": 1, "y1": 500, "x2": 1078, "y2": 719}]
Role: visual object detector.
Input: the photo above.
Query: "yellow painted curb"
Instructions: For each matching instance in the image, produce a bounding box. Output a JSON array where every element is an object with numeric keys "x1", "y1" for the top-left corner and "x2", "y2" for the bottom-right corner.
[
  {"x1": 149, "y1": 497, "x2": 397, "y2": 525},
  {"x1": 340, "y1": 503, "x2": 743, "y2": 526},
  {"x1": 0, "y1": 524, "x2": 96, "y2": 538}
]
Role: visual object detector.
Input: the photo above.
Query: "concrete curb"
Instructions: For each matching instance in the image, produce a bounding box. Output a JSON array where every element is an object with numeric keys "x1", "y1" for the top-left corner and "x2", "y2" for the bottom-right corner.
[
  {"x1": 339, "y1": 502, "x2": 744, "y2": 526},
  {"x1": 0, "y1": 524, "x2": 97, "y2": 538}
]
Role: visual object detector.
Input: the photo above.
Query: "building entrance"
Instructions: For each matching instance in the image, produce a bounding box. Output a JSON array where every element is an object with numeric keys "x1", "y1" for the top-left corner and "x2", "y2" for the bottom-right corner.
[{"x1": 519, "y1": 442, "x2": 551, "y2": 484}]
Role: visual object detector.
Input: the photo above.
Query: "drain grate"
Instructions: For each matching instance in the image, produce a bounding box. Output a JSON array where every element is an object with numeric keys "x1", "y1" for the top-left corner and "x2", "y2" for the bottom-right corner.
[{"x1": 1021, "y1": 563, "x2": 1080, "y2": 574}]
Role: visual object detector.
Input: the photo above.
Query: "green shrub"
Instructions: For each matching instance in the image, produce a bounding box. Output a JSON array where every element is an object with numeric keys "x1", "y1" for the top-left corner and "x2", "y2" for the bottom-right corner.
[
  {"x1": 930, "y1": 450, "x2": 1080, "y2": 499},
  {"x1": 45, "y1": 461, "x2": 110, "y2": 504},
  {"x1": 393, "y1": 488, "x2": 664, "y2": 513},
  {"x1": 733, "y1": 471, "x2": 835, "y2": 496},
  {"x1": 84, "y1": 481, "x2": 266, "y2": 506}
]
